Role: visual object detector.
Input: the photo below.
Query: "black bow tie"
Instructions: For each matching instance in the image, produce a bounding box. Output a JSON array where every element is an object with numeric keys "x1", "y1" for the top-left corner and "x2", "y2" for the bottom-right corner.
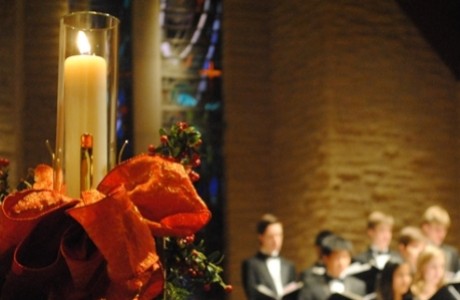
[
  {"x1": 258, "y1": 252, "x2": 279, "y2": 260},
  {"x1": 373, "y1": 250, "x2": 389, "y2": 255}
]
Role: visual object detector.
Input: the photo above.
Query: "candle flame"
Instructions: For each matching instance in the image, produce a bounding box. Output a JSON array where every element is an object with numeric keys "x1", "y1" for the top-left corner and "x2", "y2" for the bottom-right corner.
[{"x1": 77, "y1": 31, "x2": 91, "y2": 55}]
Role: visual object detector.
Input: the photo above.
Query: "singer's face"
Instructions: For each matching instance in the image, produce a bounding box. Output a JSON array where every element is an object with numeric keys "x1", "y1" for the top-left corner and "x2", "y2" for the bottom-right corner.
[
  {"x1": 324, "y1": 250, "x2": 351, "y2": 278},
  {"x1": 422, "y1": 223, "x2": 447, "y2": 246},
  {"x1": 392, "y1": 263, "x2": 412, "y2": 297},
  {"x1": 423, "y1": 256, "x2": 445, "y2": 286},
  {"x1": 259, "y1": 223, "x2": 283, "y2": 255},
  {"x1": 368, "y1": 223, "x2": 392, "y2": 250}
]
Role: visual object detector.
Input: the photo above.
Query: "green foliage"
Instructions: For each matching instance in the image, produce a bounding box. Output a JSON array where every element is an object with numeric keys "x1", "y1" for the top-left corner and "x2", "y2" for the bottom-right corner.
[
  {"x1": 163, "y1": 282, "x2": 190, "y2": 300},
  {"x1": 150, "y1": 122, "x2": 231, "y2": 299},
  {"x1": 149, "y1": 121, "x2": 202, "y2": 182},
  {"x1": 159, "y1": 235, "x2": 231, "y2": 299}
]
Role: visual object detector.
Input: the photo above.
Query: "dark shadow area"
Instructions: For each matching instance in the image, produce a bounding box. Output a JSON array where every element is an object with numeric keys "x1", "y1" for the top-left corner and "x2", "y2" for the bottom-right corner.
[{"x1": 396, "y1": 0, "x2": 460, "y2": 80}]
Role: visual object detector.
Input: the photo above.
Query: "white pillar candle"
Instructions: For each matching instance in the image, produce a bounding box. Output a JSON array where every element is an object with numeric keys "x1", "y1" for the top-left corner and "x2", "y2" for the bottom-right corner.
[{"x1": 63, "y1": 31, "x2": 107, "y2": 198}]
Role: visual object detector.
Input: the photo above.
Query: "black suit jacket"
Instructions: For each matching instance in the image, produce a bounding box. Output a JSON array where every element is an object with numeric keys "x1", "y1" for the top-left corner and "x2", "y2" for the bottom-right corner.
[
  {"x1": 429, "y1": 282, "x2": 460, "y2": 300},
  {"x1": 241, "y1": 252, "x2": 297, "y2": 300},
  {"x1": 297, "y1": 272, "x2": 367, "y2": 300},
  {"x1": 353, "y1": 247, "x2": 401, "y2": 294},
  {"x1": 353, "y1": 248, "x2": 401, "y2": 266}
]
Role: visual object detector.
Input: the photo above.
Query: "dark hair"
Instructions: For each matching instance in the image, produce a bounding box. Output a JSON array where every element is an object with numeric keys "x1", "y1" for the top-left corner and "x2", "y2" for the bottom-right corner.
[
  {"x1": 256, "y1": 214, "x2": 280, "y2": 235},
  {"x1": 376, "y1": 259, "x2": 407, "y2": 300},
  {"x1": 321, "y1": 234, "x2": 352, "y2": 256},
  {"x1": 315, "y1": 229, "x2": 334, "y2": 247},
  {"x1": 398, "y1": 226, "x2": 425, "y2": 246}
]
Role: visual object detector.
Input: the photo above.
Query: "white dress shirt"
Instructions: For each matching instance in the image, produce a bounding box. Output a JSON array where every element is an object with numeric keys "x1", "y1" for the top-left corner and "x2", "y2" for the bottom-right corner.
[{"x1": 266, "y1": 255, "x2": 284, "y2": 296}]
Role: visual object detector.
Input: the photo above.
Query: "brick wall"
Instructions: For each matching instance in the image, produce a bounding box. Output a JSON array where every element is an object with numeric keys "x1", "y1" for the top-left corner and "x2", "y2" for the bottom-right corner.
[
  {"x1": 0, "y1": 0, "x2": 23, "y2": 184},
  {"x1": 21, "y1": 2, "x2": 67, "y2": 175},
  {"x1": 0, "y1": 1, "x2": 67, "y2": 185},
  {"x1": 224, "y1": 1, "x2": 460, "y2": 299},
  {"x1": 222, "y1": 1, "x2": 274, "y2": 298}
]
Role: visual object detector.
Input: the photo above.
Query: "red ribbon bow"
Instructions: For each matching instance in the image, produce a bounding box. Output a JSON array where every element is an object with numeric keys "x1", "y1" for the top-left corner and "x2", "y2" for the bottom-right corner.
[{"x1": 0, "y1": 154, "x2": 211, "y2": 299}]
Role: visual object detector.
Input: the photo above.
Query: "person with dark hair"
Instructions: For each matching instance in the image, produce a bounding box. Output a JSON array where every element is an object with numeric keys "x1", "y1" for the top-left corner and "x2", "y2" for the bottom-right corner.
[
  {"x1": 397, "y1": 226, "x2": 426, "y2": 274},
  {"x1": 298, "y1": 234, "x2": 367, "y2": 300},
  {"x1": 376, "y1": 259, "x2": 413, "y2": 300},
  {"x1": 299, "y1": 230, "x2": 335, "y2": 280},
  {"x1": 315, "y1": 230, "x2": 335, "y2": 264},
  {"x1": 241, "y1": 214, "x2": 300, "y2": 300}
]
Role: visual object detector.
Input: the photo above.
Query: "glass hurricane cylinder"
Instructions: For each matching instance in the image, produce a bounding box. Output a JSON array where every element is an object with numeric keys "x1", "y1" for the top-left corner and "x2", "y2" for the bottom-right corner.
[{"x1": 55, "y1": 11, "x2": 119, "y2": 198}]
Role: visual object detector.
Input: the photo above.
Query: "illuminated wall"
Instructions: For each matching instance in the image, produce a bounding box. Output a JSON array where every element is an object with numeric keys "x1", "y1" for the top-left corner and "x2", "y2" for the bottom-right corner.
[{"x1": 224, "y1": 1, "x2": 460, "y2": 299}]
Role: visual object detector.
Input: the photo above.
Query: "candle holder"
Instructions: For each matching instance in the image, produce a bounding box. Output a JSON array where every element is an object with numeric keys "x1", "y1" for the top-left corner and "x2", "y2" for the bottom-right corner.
[{"x1": 55, "y1": 11, "x2": 119, "y2": 198}]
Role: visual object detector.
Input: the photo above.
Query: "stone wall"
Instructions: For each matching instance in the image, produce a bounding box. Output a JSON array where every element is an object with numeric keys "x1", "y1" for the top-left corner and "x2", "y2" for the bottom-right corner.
[{"x1": 224, "y1": 1, "x2": 460, "y2": 299}]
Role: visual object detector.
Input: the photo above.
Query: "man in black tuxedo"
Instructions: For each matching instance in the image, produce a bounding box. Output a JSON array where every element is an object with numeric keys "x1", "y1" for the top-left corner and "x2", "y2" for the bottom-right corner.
[
  {"x1": 353, "y1": 211, "x2": 400, "y2": 294},
  {"x1": 298, "y1": 234, "x2": 367, "y2": 300},
  {"x1": 354, "y1": 211, "x2": 401, "y2": 268},
  {"x1": 241, "y1": 214, "x2": 299, "y2": 300}
]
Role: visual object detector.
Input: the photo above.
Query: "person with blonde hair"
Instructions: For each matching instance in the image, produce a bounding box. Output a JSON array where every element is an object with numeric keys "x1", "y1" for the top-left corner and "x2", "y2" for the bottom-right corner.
[
  {"x1": 354, "y1": 211, "x2": 401, "y2": 294},
  {"x1": 355, "y1": 211, "x2": 400, "y2": 269},
  {"x1": 410, "y1": 245, "x2": 446, "y2": 300},
  {"x1": 421, "y1": 205, "x2": 460, "y2": 277}
]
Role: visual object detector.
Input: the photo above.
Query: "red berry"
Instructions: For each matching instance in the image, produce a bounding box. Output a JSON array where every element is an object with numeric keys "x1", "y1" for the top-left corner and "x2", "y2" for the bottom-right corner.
[
  {"x1": 177, "y1": 121, "x2": 188, "y2": 130},
  {"x1": 0, "y1": 158, "x2": 9, "y2": 168},
  {"x1": 191, "y1": 154, "x2": 201, "y2": 167},
  {"x1": 192, "y1": 158, "x2": 201, "y2": 167},
  {"x1": 188, "y1": 268, "x2": 198, "y2": 277},
  {"x1": 189, "y1": 171, "x2": 200, "y2": 182},
  {"x1": 224, "y1": 285, "x2": 233, "y2": 293},
  {"x1": 160, "y1": 135, "x2": 169, "y2": 144},
  {"x1": 185, "y1": 234, "x2": 195, "y2": 244},
  {"x1": 147, "y1": 144, "x2": 155, "y2": 154},
  {"x1": 203, "y1": 284, "x2": 212, "y2": 292}
]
